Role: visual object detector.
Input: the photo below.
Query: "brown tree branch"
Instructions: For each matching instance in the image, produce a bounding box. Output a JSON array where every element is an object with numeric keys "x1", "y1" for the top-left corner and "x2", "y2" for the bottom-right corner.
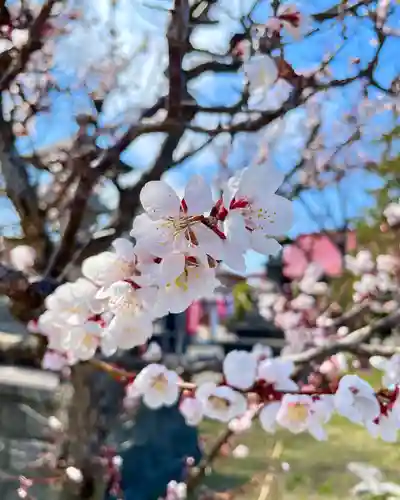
[
  {"x1": 0, "y1": 106, "x2": 51, "y2": 267},
  {"x1": 0, "y1": 263, "x2": 36, "y2": 303},
  {"x1": 187, "y1": 405, "x2": 262, "y2": 493},
  {"x1": 167, "y1": 0, "x2": 189, "y2": 117},
  {"x1": 356, "y1": 343, "x2": 400, "y2": 357},
  {"x1": 313, "y1": 0, "x2": 374, "y2": 22},
  {"x1": 44, "y1": 163, "x2": 104, "y2": 279},
  {"x1": 0, "y1": 0, "x2": 58, "y2": 91},
  {"x1": 288, "y1": 310, "x2": 400, "y2": 366},
  {"x1": 0, "y1": 261, "x2": 57, "y2": 322},
  {"x1": 59, "y1": 364, "x2": 107, "y2": 500}
]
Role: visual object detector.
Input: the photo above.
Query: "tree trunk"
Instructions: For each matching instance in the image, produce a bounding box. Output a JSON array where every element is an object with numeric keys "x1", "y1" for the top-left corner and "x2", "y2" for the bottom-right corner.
[
  {"x1": 60, "y1": 363, "x2": 201, "y2": 500},
  {"x1": 60, "y1": 364, "x2": 108, "y2": 500}
]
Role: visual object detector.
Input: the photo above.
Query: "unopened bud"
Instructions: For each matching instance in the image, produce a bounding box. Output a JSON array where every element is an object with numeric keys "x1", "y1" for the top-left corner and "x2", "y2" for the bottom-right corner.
[
  {"x1": 112, "y1": 455, "x2": 123, "y2": 469},
  {"x1": 48, "y1": 416, "x2": 64, "y2": 432},
  {"x1": 17, "y1": 488, "x2": 28, "y2": 499},
  {"x1": 66, "y1": 467, "x2": 83, "y2": 483}
]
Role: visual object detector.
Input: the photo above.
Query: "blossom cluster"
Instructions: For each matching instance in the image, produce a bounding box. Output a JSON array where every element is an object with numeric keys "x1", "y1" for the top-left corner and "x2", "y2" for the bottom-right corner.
[
  {"x1": 256, "y1": 198, "x2": 400, "y2": 353},
  {"x1": 125, "y1": 349, "x2": 400, "y2": 443},
  {"x1": 256, "y1": 260, "x2": 354, "y2": 364},
  {"x1": 258, "y1": 262, "x2": 333, "y2": 349},
  {"x1": 384, "y1": 199, "x2": 400, "y2": 228},
  {"x1": 38, "y1": 163, "x2": 292, "y2": 364},
  {"x1": 345, "y1": 249, "x2": 399, "y2": 305}
]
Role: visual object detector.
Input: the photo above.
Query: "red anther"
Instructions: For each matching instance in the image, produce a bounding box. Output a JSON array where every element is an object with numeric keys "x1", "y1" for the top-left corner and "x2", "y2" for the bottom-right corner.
[
  {"x1": 279, "y1": 12, "x2": 301, "y2": 27},
  {"x1": 230, "y1": 197, "x2": 249, "y2": 210},
  {"x1": 123, "y1": 279, "x2": 141, "y2": 289},
  {"x1": 180, "y1": 199, "x2": 188, "y2": 212}
]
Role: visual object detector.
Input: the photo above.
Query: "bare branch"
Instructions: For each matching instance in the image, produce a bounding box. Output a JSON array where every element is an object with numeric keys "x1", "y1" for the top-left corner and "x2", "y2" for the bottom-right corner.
[
  {"x1": 167, "y1": 0, "x2": 189, "y2": 117},
  {"x1": 313, "y1": 0, "x2": 374, "y2": 22},
  {"x1": 0, "y1": 105, "x2": 51, "y2": 266},
  {"x1": 287, "y1": 310, "x2": 400, "y2": 366},
  {"x1": 0, "y1": 263, "x2": 32, "y2": 300},
  {"x1": 0, "y1": 0, "x2": 57, "y2": 91},
  {"x1": 45, "y1": 163, "x2": 103, "y2": 278},
  {"x1": 0, "y1": 263, "x2": 54, "y2": 323}
]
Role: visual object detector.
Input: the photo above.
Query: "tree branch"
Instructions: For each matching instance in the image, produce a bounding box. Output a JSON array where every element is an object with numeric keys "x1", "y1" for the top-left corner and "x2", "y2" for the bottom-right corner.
[
  {"x1": 167, "y1": 0, "x2": 189, "y2": 117},
  {"x1": 0, "y1": 0, "x2": 57, "y2": 91},
  {"x1": 287, "y1": 310, "x2": 400, "y2": 366},
  {"x1": 313, "y1": 0, "x2": 374, "y2": 22},
  {"x1": 0, "y1": 106, "x2": 51, "y2": 267},
  {"x1": 45, "y1": 163, "x2": 103, "y2": 279}
]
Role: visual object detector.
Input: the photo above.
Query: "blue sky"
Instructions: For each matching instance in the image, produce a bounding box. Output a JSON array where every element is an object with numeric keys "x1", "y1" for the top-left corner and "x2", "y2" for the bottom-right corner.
[{"x1": 2, "y1": 0, "x2": 399, "y2": 273}]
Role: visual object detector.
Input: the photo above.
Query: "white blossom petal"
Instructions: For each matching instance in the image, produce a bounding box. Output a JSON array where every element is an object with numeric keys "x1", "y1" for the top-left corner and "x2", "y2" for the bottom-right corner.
[
  {"x1": 184, "y1": 175, "x2": 214, "y2": 215},
  {"x1": 194, "y1": 223, "x2": 225, "y2": 260},
  {"x1": 250, "y1": 232, "x2": 282, "y2": 256},
  {"x1": 140, "y1": 180, "x2": 181, "y2": 220}
]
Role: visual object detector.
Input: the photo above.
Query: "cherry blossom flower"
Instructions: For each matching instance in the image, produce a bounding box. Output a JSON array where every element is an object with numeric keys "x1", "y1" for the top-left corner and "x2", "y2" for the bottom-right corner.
[
  {"x1": 275, "y1": 394, "x2": 333, "y2": 440},
  {"x1": 232, "y1": 444, "x2": 249, "y2": 459},
  {"x1": 353, "y1": 273, "x2": 378, "y2": 301},
  {"x1": 48, "y1": 416, "x2": 64, "y2": 432},
  {"x1": 223, "y1": 350, "x2": 257, "y2": 390},
  {"x1": 376, "y1": 254, "x2": 398, "y2": 274},
  {"x1": 9, "y1": 245, "x2": 36, "y2": 271},
  {"x1": 166, "y1": 480, "x2": 187, "y2": 500},
  {"x1": 102, "y1": 314, "x2": 154, "y2": 354},
  {"x1": 154, "y1": 257, "x2": 220, "y2": 314},
  {"x1": 243, "y1": 54, "x2": 278, "y2": 95},
  {"x1": 11, "y1": 29, "x2": 29, "y2": 49},
  {"x1": 196, "y1": 382, "x2": 247, "y2": 422},
  {"x1": 319, "y1": 353, "x2": 348, "y2": 379},
  {"x1": 353, "y1": 269, "x2": 397, "y2": 302},
  {"x1": 266, "y1": 5, "x2": 309, "y2": 39},
  {"x1": 257, "y1": 358, "x2": 298, "y2": 391},
  {"x1": 37, "y1": 279, "x2": 111, "y2": 362},
  {"x1": 81, "y1": 238, "x2": 137, "y2": 292},
  {"x1": 222, "y1": 163, "x2": 293, "y2": 266},
  {"x1": 251, "y1": 343, "x2": 273, "y2": 362},
  {"x1": 228, "y1": 411, "x2": 253, "y2": 433},
  {"x1": 258, "y1": 292, "x2": 279, "y2": 320},
  {"x1": 384, "y1": 200, "x2": 400, "y2": 227},
  {"x1": 129, "y1": 364, "x2": 180, "y2": 410},
  {"x1": 334, "y1": 375, "x2": 380, "y2": 424},
  {"x1": 142, "y1": 341, "x2": 162, "y2": 362},
  {"x1": 43, "y1": 278, "x2": 100, "y2": 326},
  {"x1": 275, "y1": 311, "x2": 302, "y2": 331},
  {"x1": 337, "y1": 326, "x2": 349, "y2": 337},
  {"x1": 370, "y1": 354, "x2": 400, "y2": 388},
  {"x1": 345, "y1": 250, "x2": 374, "y2": 275},
  {"x1": 290, "y1": 293, "x2": 315, "y2": 311},
  {"x1": 366, "y1": 411, "x2": 399, "y2": 443},
  {"x1": 131, "y1": 176, "x2": 223, "y2": 260},
  {"x1": 66, "y1": 467, "x2": 83, "y2": 483},
  {"x1": 102, "y1": 280, "x2": 156, "y2": 319},
  {"x1": 59, "y1": 321, "x2": 103, "y2": 362},
  {"x1": 259, "y1": 401, "x2": 281, "y2": 433},
  {"x1": 348, "y1": 462, "x2": 400, "y2": 498},
  {"x1": 298, "y1": 264, "x2": 328, "y2": 295},
  {"x1": 41, "y1": 350, "x2": 68, "y2": 372},
  {"x1": 0, "y1": 39, "x2": 13, "y2": 54},
  {"x1": 179, "y1": 397, "x2": 203, "y2": 426}
]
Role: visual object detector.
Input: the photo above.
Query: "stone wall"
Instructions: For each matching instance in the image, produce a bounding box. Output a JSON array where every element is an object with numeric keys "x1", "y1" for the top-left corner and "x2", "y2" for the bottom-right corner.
[{"x1": 0, "y1": 365, "x2": 61, "y2": 500}]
